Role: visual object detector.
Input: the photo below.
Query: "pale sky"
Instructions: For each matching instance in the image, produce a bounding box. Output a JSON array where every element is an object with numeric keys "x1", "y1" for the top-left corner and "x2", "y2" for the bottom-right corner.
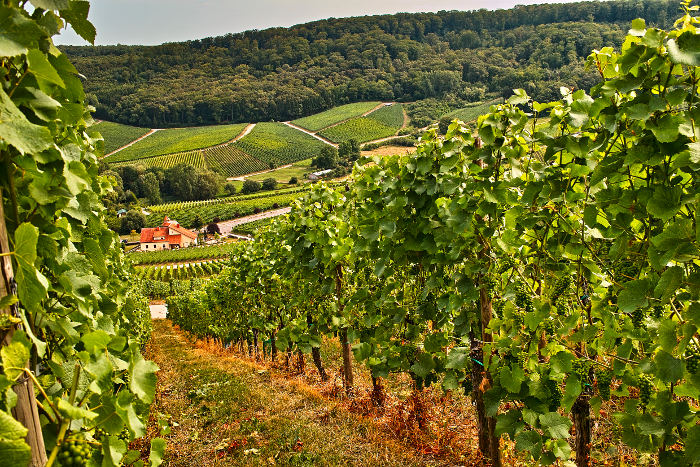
[{"x1": 54, "y1": 0, "x2": 587, "y2": 46}]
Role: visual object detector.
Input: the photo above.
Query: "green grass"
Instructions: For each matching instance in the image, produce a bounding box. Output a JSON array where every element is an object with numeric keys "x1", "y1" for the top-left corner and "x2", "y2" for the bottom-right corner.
[
  {"x1": 105, "y1": 123, "x2": 248, "y2": 163},
  {"x1": 91, "y1": 121, "x2": 150, "y2": 154},
  {"x1": 442, "y1": 99, "x2": 501, "y2": 124},
  {"x1": 319, "y1": 104, "x2": 403, "y2": 143},
  {"x1": 231, "y1": 216, "x2": 279, "y2": 235},
  {"x1": 245, "y1": 159, "x2": 313, "y2": 183},
  {"x1": 291, "y1": 102, "x2": 381, "y2": 131},
  {"x1": 110, "y1": 150, "x2": 207, "y2": 170},
  {"x1": 234, "y1": 122, "x2": 328, "y2": 167}
]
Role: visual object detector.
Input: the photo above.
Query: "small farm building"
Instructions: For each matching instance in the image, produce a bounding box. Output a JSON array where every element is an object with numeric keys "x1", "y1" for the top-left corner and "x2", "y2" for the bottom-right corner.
[{"x1": 139, "y1": 216, "x2": 197, "y2": 251}]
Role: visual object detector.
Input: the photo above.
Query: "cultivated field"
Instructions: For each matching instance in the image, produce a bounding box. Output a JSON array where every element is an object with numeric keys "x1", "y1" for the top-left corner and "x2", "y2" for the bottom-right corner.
[
  {"x1": 106, "y1": 123, "x2": 248, "y2": 162},
  {"x1": 233, "y1": 122, "x2": 328, "y2": 167},
  {"x1": 291, "y1": 102, "x2": 381, "y2": 131},
  {"x1": 91, "y1": 121, "x2": 150, "y2": 154}
]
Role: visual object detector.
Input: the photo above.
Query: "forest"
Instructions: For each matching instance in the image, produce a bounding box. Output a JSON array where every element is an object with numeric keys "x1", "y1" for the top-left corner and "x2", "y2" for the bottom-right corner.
[{"x1": 63, "y1": 0, "x2": 678, "y2": 127}]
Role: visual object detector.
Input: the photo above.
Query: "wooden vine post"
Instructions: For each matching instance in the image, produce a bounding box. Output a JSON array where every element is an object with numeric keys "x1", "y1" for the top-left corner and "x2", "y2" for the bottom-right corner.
[{"x1": 0, "y1": 192, "x2": 47, "y2": 466}]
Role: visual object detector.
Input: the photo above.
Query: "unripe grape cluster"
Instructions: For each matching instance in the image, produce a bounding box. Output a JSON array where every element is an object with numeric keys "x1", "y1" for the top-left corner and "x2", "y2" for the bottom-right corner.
[
  {"x1": 497, "y1": 257, "x2": 515, "y2": 274},
  {"x1": 631, "y1": 308, "x2": 645, "y2": 329},
  {"x1": 57, "y1": 439, "x2": 92, "y2": 466},
  {"x1": 637, "y1": 375, "x2": 653, "y2": 408},
  {"x1": 550, "y1": 276, "x2": 571, "y2": 304},
  {"x1": 686, "y1": 345, "x2": 699, "y2": 374},
  {"x1": 514, "y1": 282, "x2": 533, "y2": 312},
  {"x1": 572, "y1": 358, "x2": 591, "y2": 384},
  {"x1": 545, "y1": 378, "x2": 562, "y2": 411},
  {"x1": 595, "y1": 368, "x2": 613, "y2": 400}
]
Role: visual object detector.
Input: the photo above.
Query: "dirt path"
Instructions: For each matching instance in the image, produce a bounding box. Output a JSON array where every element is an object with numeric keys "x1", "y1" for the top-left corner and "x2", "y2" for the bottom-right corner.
[
  {"x1": 216, "y1": 207, "x2": 291, "y2": 235},
  {"x1": 144, "y1": 320, "x2": 438, "y2": 466},
  {"x1": 282, "y1": 121, "x2": 338, "y2": 148},
  {"x1": 103, "y1": 128, "x2": 160, "y2": 158},
  {"x1": 226, "y1": 163, "x2": 292, "y2": 182},
  {"x1": 229, "y1": 122, "x2": 256, "y2": 144}
]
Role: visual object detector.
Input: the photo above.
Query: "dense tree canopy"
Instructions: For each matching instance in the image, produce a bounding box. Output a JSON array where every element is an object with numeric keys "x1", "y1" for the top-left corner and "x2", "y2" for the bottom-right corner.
[{"x1": 64, "y1": 0, "x2": 678, "y2": 127}]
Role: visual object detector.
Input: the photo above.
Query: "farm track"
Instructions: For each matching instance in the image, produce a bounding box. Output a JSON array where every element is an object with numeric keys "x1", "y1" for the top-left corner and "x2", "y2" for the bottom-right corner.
[
  {"x1": 282, "y1": 121, "x2": 338, "y2": 148},
  {"x1": 216, "y1": 207, "x2": 291, "y2": 235},
  {"x1": 226, "y1": 163, "x2": 293, "y2": 182},
  {"x1": 103, "y1": 128, "x2": 159, "y2": 158}
]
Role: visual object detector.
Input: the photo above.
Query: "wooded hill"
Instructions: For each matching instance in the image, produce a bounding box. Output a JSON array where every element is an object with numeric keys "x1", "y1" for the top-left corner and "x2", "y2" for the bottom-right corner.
[{"x1": 64, "y1": 0, "x2": 677, "y2": 127}]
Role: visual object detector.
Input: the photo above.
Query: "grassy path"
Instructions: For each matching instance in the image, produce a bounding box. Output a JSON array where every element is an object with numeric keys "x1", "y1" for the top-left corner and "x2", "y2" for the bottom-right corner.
[{"x1": 145, "y1": 320, "x2": 439, "y2": 466}]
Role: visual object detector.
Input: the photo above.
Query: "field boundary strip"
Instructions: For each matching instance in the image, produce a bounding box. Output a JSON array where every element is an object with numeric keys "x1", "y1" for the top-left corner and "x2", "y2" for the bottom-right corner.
[
  {"x1": 102, "y1": 128, "x2": 159, "y2": 158},
  {"x1": 282, "y1": 121, "x2": 338, "y2": 148}
]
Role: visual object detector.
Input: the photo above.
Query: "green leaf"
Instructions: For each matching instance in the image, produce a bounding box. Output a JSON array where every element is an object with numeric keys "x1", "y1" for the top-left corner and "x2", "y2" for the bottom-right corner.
[
  {"x1": 495, "y1": 409, "x2": 523, "y2": 438},
  {"x1": 629, "y1": 18, "x2": 646, "y2": 36},
  {"x1": 686, "y1": 425, "x2": 700, "y2": 463},
  {"x1": 27, "y1": 49, "x2": 65, "y2": 88},
  {"x1": 29, "y1": 0, "x2": 70, "y2": 9},
  {"x1": 0, "y1": 438, "x2": 30, "y2": 465},
  {"x1": 0, "y1": 88, "x2": 53, "y2": 155},
  {"x1": 617, "y1": 279, "x2": 650, "y2": 313},
  {"x1": 445, "y1": 347, "x2": 470, "y2": 370},
  {"x1": 499, "y1": 364, "x2": 525, "y2": 393},
  {"x1": 538, "y1": 412, "x2": 572, "y2": 439},
  {"x1": 410, "y1": 353, "x2": 435, "y2": 378},
  {"x1": 60, "y1": 1, "x2": 96, "y2": 44},
  {"x1": 13, "y1": 223, "x2": 49, "y2": 312},
  {"x1": 668, "y1": 32, "x2": 700, "y2": 66},
  {"x1": 129, "y1": 347, "x2": 159, "y2": 404},
  {"x1": 102, "y1": 436, "x2": 127, "y2": 466},
  {"x1": 1, "y1": 333, "x2": 29, "y2": 381},
  {"x1": 149, "y1": 438, "x2": 166, "y2": 467},
  {"x1": 654, "y1": 351, "x2": 682, "y2": 383},
  {"x1": 515, "y1": 430, "x2": 542, "y2": 457},
  {"x1": 57, "y1": 398, "x2": 97, "y2": 420},
  {"x1": 81, "y1": 330, "x2": 110, "y2": 354},
  {"x1": 654, "y1": 267, "x2": 683, "y2": 304},
  {"x1": 0, "y1": 410, "x2": 27, "y2": 440}
]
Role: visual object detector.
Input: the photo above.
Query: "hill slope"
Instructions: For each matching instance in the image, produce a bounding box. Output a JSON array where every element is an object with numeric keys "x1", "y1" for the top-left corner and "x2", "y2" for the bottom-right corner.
[{"x1": 63, "y1": 0, "x2": 677, "y2": 128}]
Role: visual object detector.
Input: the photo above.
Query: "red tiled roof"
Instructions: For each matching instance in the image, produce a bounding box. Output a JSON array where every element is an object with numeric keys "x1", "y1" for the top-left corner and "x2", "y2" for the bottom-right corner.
[
  {"x1": 169, "y1": 224, "x2": 197, "y2": 239},
  {"x1": 140, "y1": 217, "x2": 197, "y2": 244}
]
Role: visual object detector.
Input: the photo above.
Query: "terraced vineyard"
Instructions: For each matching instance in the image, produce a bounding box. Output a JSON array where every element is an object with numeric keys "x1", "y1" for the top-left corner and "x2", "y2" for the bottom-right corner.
[
  {"x1": 91, "y1": 121, "x2": 150, "y2": 154},
  {"x1": 105, "y1": 122, "x2": 248, "y2": 163},
  {"x1": 291, "y1": 102, "x2": 381, "y2": 131},
  {"x1": 319, "y1": 104, "x2": 404, "y2": 143},
  {"x1": 147, "y1": 186, "x2": 309, "y2": 214},
  {"x1": 145, "y1": 187, "x2": 311, "y2": 228},
  {"x1": 129, "y1": 243, "x2": 239, "y2": 265},
  {"x1": 202, "y1": 144, "x2": 267, "y2": 177},
  {"x1": 136, "y1": 259, "x2": 227, "y2": 281},
  {"x1": 234, "y1": 122, "x2": 328, "y2": 167},
  {"x1": 231, "y1": 216, "x2": 280, "y2": 235},
  {"x1": 110, "y1": 150, "x2": 207, "y2": 170},
  {"x1": 442, "y1": 99, "x2": 501, "y2": 124}
]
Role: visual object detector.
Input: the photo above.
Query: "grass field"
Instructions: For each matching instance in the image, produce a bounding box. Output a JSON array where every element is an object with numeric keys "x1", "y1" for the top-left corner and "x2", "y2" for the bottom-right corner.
[
  {"x1": 91, "y1": 121, "x2": 150, "y2": 154},
  {"x1": 106, "y1": 123, "x2": 248, "y2": 163},
  {"x1": 245, "y1": 158, "x2": 313, "y2": 183},
  {"x1": 319, "y1": 104, "x2": 404, "y2": 143},
  {"x1": 110, "y1": 150, "x2": 207, "y2": 170},
  {"x1": 234, "y1": 122, "x2": 328, "y2": 167},
  {"x1": 291, "y1": 102, "x2": 381, "y2": 131}
]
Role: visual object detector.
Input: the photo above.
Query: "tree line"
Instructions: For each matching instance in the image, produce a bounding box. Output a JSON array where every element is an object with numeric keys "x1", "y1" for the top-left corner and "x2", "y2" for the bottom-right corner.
[{"x1": 63, "y1": 0, "x2": 678, "y2": 127}]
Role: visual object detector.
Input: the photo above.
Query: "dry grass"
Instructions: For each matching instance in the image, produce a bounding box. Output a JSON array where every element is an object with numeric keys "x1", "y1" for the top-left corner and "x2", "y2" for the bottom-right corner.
[
  {"x1": 361, "y1": 145, "x2": 416, "y2": 157},
  {"x1": 141, "y1": 322, "x2": 643, "y2": 466}
]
